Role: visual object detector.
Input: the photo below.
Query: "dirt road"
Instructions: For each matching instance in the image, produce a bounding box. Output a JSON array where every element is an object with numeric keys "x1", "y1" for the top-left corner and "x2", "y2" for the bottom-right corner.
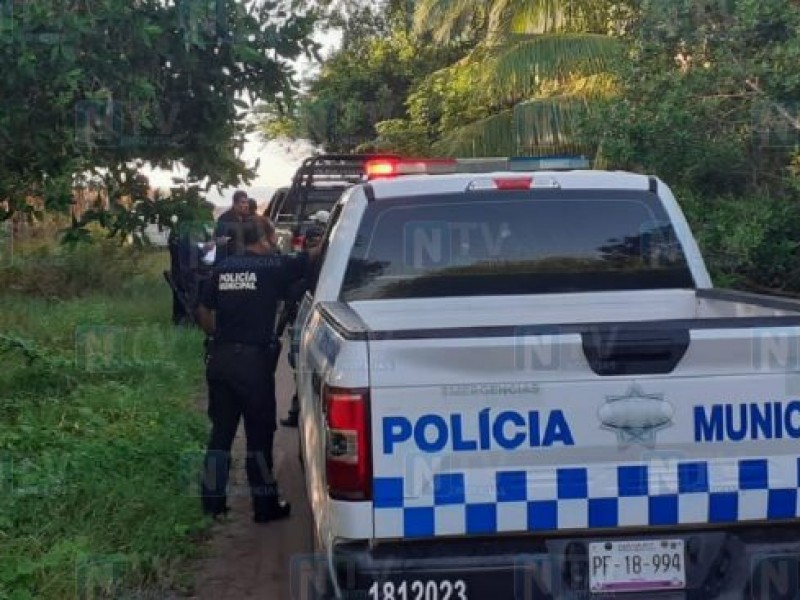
[{"x1": 186, "y1": 359, "x2": 314, "y2": 600}]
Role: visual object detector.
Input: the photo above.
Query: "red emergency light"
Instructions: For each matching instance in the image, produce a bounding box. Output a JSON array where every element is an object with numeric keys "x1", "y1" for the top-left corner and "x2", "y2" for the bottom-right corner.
[{"x1": 364, "y1": 158, "x2": 458, "y2": 179}]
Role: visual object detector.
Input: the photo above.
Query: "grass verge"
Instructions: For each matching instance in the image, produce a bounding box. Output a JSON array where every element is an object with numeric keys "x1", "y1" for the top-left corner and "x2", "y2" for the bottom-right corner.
[{"x1": 0, "y1": 241, "x2": 209, "y2": 600}]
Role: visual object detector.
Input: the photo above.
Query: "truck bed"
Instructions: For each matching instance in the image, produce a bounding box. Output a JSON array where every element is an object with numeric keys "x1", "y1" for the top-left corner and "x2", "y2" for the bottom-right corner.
[{"x1": 339, "y1": 289, "x2": 800, "y2": 335}]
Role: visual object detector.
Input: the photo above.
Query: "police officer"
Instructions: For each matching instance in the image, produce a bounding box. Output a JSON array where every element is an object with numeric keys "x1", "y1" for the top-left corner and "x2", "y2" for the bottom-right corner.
[
  {"x1": 195, "y1": 215, "x2": 321, "y2": 522},
  {"x1": 166, "y1": 202, "x2": 215, "y2": 326},
  {"x1": 279, "y1": 224, "x2": 325, "y2": 427},
  {"x1": 213, "y1": 190, "x2": 251, "y2": 262}
]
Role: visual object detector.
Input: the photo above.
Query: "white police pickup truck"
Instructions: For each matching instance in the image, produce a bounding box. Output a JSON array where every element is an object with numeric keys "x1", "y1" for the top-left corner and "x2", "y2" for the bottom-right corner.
[{"x1": 292, "y1": 157, "x2": 800, "y2": 599}]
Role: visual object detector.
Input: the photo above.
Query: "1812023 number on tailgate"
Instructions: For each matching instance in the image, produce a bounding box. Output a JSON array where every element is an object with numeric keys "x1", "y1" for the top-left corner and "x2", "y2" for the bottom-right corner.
[{"x1": 368, "y1": 580, "x2": 468, "y2": 600}]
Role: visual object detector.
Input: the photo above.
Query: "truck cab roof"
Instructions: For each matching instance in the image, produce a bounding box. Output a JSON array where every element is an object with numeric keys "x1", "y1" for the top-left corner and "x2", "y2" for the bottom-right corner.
[{"x1": 366, "y1": 169, "x2": 655, "y2": 199}]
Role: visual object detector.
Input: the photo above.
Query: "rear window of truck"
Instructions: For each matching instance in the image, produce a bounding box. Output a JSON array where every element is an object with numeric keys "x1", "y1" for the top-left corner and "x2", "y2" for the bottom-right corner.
[
  {"x1": 272, "y1": 187, "x2": 347, "y2": 224},
  {"x1": 340, "y1": 189, "x2": 695, "y2": 300}
]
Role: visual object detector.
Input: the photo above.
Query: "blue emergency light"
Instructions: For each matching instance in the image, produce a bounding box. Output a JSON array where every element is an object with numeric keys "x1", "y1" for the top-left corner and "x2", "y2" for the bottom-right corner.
[{"x1": 509, "y1": 155, "x2": 592, "y2": 171}]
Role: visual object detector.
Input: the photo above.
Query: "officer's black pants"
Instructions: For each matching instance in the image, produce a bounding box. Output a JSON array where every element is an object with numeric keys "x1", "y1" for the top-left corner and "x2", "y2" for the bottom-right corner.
[{"x1": 201, "y1": 342, "x2": 277, "y2": 514}]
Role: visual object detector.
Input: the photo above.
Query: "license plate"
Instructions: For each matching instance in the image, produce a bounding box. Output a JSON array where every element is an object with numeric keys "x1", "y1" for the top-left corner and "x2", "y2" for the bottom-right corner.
[
  {"x1": 368, "y1": 579, "x2": 468, "y2": 600},
  {"x1": 589, "y1": 539, "x2": 686, "y2": 593}
]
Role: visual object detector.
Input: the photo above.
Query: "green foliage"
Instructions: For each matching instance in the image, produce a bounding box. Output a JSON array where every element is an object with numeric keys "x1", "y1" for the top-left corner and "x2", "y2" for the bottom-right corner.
[
  {"x1": 578, "y1": 63, "x2": 754, "y2": 195},
  {"x1": 0, "y1": 245, "x2": 208, "y2": 600},
  {"x1": 261, "y1": 0, "x2": 620, "y2": 155},
  {"x1": 678, "y1": 186, "x2": 800, "y2": 290},
  {"x1": 65, "y1": 170, "x2": 216, "y2": 247},
  {"x1": 366, "y1": 119, "x2": 433, "y2": 155},
  {"x1": 259, "y1": 2, "x2": 471, "y2": 153},
  {"x1": 406, "y1": 58, "x2": 494, "y2": 142},
  {"x1": 0, "y1": 0, "x2": 318, "y2": 226},
  {"x1": 575, "y1": 0, "x2": 800, "y2": 292},
  {"x1": 403, "y1": 0, "x2": 622, "y2": 155}
]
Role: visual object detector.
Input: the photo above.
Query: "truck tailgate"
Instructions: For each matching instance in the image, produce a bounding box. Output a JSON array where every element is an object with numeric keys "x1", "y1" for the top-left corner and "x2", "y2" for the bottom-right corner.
[{"x1": 367, "y1": 324, "x2": 800, "y2": 540}]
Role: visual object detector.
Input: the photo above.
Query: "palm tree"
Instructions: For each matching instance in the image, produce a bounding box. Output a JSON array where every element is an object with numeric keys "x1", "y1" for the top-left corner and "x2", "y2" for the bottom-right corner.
[{"x1": 411, "y1": 0, "x2": 624, "y2": 156}]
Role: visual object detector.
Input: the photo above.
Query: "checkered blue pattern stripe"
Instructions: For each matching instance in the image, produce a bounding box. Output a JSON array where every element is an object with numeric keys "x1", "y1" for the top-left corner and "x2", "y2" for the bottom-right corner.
[{"x1": 372, "y1": 456, "x2": 800, "y2": 538}]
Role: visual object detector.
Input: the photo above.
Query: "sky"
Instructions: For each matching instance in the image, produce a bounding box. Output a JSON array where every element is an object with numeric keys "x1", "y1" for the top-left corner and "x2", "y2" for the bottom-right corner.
[{"x1": 142, "y1": 26, "x2": 341, "y2": 206}]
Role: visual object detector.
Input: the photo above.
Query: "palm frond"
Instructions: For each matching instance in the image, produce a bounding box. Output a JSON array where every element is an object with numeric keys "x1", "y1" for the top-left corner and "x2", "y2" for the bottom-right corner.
[
  {"x1": 488, "y1": 0, "x2": 562, "y2": 36},
  {"x1": 483, "y1": 33, "x2": 620, "y2": 101},
  {"x1": 551, "y1": 72, "x2": 618, "y2": 100},
  {"x1": 412, "y1": 0, "x2": 483, "y2": 43},
  {"x1": 513, "y1": 96, "x2": 592, "y2": 155},
  {"x1": 433, "y1": 110, "x2": 516, "y2": 156},
  {"x1": 491, "y1": 0, "x2": 614, "y2": 35},
  {"x1": 433, "y1": 96, "x2": 596, "y2": 157}
]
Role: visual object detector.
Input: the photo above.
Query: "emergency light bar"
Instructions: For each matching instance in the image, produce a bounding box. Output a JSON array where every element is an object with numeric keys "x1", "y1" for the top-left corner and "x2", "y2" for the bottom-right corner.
[{"x1": 364, "y1": 155, "x2": 591, "y2": 179}]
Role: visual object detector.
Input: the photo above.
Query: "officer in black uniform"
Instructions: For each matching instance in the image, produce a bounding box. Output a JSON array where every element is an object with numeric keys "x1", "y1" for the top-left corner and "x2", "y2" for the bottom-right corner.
[
  {"x1": 166, "y1": 202, "x2": 215, "y2": 325},
  {"x1": 195, "y1": 215, "x2": 321, "y2": 522},
  {"x1": 213, "y1": 190, "x2": 250, "y2": 263},
  {"x1": 279, "y1": 224, "x2": 325, "y2": 428}
]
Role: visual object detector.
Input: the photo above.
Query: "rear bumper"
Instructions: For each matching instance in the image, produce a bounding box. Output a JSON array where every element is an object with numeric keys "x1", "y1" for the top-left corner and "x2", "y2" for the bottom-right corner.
[{"x1": 327, "y1": 524, "x2": 800, "y2": 599}]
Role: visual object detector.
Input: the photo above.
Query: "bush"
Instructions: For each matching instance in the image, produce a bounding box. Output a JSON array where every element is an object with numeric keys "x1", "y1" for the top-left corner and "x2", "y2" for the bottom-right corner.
[
  {"x1": 0, "y1": 231, "x2": 160, "y2": 299},
  {"x1": 678, "y1": 186, "x2": 800, "y2": 290}
]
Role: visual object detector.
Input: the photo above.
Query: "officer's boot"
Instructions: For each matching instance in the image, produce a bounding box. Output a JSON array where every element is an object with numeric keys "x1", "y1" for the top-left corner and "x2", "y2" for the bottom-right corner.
[
  {"x1": 280, "y1": 394, "x2": 300, "y2": 428},
  {"x1": 252, "y1": 481, "x2": 291, "y2": 523},
  {"x1": 200, "y1": 451, "x2": 231, "y2": 519},
  {"x1": 280, "y1": 411, "x2": 299, "y2": 428}
]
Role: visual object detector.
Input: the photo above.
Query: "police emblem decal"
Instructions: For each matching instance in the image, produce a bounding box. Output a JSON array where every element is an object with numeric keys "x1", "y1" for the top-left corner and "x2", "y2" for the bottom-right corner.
[{"x1": 598, "y1": 383, "x2": 674, "y2": 447}]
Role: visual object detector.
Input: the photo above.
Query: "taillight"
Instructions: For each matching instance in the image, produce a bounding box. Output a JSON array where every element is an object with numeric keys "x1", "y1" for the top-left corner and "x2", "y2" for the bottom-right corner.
[
  {"x1": 324, "y1": 385, "x2": 371, "y2": 501},
  {"x1": 292, "y1": 234, "x2": 305, "y2": 251}
]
